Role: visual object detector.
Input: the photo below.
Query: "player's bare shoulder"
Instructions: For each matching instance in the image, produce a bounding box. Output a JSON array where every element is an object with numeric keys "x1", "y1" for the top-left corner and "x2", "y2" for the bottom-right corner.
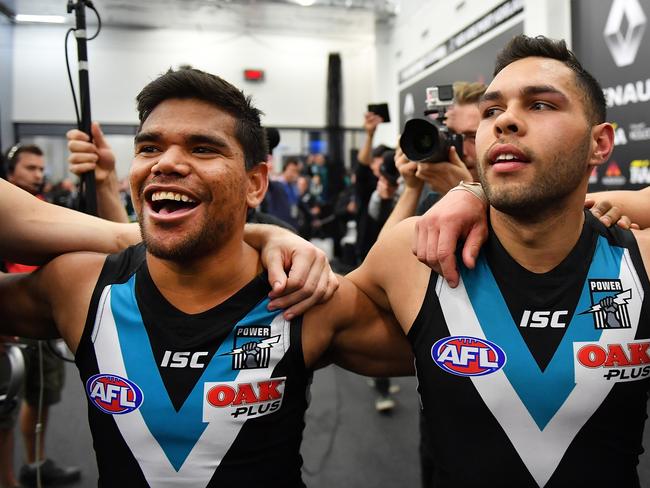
[
  {"x1": 41, "y1": 251, "x2": 107, "y2": 351},
  {"x1": 632, "y1": 228, "x2": 650, "y2": 278}
]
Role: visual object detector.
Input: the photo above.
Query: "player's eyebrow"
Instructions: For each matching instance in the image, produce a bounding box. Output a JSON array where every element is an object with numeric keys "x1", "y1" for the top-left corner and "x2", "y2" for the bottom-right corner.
[{"x1": 480, "y1": 85, "x2": 569, "y2": 104}]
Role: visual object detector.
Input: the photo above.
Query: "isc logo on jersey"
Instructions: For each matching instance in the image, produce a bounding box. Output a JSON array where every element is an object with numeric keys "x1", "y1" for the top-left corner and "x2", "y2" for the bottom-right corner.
[
  {"x1": 203, "y1": 377, "x2": 285, "y2": 420},
  {"x1": 431, "y1": 336, "x2": 506, "y2": 377},
  {"x1": 574, "y1": 339, "x2": 650, "y2": 383},
  {"x1": 86, "y1": 374, "x2": 144, "y2": 415},
  {"x1": 519, "y1": 310, "x2": 568, "y2": 328}
]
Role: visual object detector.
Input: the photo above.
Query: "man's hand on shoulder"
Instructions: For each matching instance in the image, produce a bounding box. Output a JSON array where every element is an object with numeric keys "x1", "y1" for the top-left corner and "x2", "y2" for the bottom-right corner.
[
  {"x1": 585, "y1": 197, "x2": 639, "y2": 230},
  {"x1": 413, "y1": 184, "x2": 488, "y2": 287},
  {"x1": 244, "y1": 224, "x2": 338, "y2": 320}
]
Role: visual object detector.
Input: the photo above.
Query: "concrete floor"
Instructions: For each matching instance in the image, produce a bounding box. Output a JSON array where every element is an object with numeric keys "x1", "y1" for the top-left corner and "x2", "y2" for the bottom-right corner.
[{"x1": 10, "y1": 362, "x2": 650, "y2": 487}]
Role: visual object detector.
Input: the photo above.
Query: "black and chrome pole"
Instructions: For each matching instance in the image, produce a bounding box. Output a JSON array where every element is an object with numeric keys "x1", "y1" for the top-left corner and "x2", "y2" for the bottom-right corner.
[{"x1": 67, "y1": 0, "x2": 97, "y2": 215}]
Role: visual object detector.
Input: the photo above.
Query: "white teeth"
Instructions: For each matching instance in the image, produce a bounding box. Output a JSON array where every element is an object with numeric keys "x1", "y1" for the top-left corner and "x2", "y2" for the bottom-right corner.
[
  {"x1": 496, "y1": 153, "x2": 518, "y2": 161},
  {"x1": 151, "y1": 191, "x2": 196, "y2": 203}
]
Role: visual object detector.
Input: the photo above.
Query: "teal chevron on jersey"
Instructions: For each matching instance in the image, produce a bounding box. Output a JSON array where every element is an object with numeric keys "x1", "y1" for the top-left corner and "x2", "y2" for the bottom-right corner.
[
  {"x1": 460, "y1": 236, "x2": 624, "y2": 429},
  {"x1": 110, "y1": 275, "x2": 283, "y2": 471}
]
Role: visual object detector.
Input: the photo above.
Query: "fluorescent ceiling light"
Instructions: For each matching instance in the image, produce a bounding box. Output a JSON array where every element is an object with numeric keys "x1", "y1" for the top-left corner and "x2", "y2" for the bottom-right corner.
[
  {"x1": 14, "y1": 14, "x2": 66, "y2": 24},
  {"x1": 294, "y1": 0, "x2": 317, "y2": 6}
]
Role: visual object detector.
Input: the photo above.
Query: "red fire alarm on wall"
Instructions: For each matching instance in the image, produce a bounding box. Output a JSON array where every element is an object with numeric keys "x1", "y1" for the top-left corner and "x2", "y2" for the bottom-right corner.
[{"x1": 244, "y1": 69, "x2": 265, "y2": 82}]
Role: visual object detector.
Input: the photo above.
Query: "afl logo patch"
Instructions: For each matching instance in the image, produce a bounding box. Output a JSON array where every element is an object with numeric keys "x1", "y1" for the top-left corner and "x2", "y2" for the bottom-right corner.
[
  {"x1": 431, "y1": 336, "x2": 506, "y2": 377},
  {"x1": 86, "y1": 374, "x2": 144, "y2": 415}
]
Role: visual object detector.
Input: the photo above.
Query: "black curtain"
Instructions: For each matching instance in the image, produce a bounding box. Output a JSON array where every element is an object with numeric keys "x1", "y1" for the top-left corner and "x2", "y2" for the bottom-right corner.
[{"x1": 326, "y1": 52, "x2": 344, "y2": 200}]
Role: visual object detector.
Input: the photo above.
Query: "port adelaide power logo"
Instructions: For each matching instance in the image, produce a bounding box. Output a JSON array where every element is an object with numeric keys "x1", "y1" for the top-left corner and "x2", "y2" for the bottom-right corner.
[
  {"x1": 579, "y1": 279, "x2": 632, "y2": 329},
  {"x1": 221, "y1": 325, "x2": 280, "y2": 370},
  {"x1": 432, "y1": 336, "x2": 507, "y2": 377}
]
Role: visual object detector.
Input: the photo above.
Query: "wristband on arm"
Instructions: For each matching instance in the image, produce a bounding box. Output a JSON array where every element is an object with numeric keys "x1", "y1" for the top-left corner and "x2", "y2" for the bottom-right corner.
[{"x1": 448, "y1": 181, "x2": 488, "y2": 206}]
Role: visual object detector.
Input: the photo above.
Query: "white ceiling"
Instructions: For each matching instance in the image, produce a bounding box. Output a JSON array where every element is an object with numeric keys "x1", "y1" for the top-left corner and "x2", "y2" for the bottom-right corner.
[{"x1": 14, "y1": 0, "x2": 399, "y2": 37}]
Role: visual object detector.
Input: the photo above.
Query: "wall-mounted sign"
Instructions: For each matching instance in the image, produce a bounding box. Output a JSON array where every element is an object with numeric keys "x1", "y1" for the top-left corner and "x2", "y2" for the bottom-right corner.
[
  {"x1": 572, "y1": 0, "x2": 650, "y2": 190},
  {"x1": 399, "y1": 23, "x2": 523, "y2": 130},
  {"x1": 244, "y1": 69, "x2": 265, "y2": 82},
  {"x1": 398, "y1": 0, "x2": 524, "y2": 85}
]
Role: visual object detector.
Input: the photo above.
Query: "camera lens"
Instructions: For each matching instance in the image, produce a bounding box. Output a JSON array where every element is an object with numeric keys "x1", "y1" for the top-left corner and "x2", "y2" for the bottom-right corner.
[
  {"x1": 400, "y1": 118, "x2": 446, "y2": 162},
  {"x1": 414, "y1": 134, "x2": 434, "y2": 154}
]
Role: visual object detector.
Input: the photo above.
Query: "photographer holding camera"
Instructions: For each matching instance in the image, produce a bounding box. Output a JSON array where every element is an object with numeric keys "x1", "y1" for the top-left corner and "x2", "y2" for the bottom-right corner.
[
  {"x1": 379, "y1": 82, "x2": 486, "y2": 240},
  {"x1": 368, "y1": 150, "x2": 401, "y2": 224}
]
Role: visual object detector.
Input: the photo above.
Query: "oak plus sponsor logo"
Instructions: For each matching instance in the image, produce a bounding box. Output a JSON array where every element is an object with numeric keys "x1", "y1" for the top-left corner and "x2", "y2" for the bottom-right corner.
[
  {"x1": 579, "y1": 279, "x2": 632, "y2": 329},
  {"x1": 630, "y1": 159, "x2": 650, "y2": 184},
  {"x1": 86, "y1": 374, "x2": 144, "y2": 415},
  {"x1": 601, "y1": 161, "x2": 627, "y2": 186},
  {"x1": 431, "y1": 336, "x2": 506, "y2": 377},
  {"x1": 221, "y1": 325, "x2": 280, "y2": 370},
  {"x1": 574, "y1": 339, "x2": 650, "y2": 382},
  {"x1": 604, "y1": 0, "x2": 647, "y2": 67},
  {"x1": 203, "y1": 378, "x2": 285, "y2": 420}
]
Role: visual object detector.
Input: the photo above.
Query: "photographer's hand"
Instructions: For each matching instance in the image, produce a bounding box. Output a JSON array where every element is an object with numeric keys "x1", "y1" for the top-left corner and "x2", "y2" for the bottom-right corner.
[
  {"x1": 395, "y1": 144, "x2": 422, "y2": 190},
  {"x1": 358, "y1": 112, "x2": 384, "y2": 166},
  {"x1": 364, "y1": 112, "x2": 383, "y2": 135},
  {"x1": 415, "y1": 147, "x2": 473, "y2": 195}
]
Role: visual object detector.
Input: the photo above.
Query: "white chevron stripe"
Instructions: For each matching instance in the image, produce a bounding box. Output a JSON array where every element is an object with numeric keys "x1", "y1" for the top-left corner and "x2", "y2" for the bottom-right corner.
[
  {"x1": 91, "y1": 286, "x2": 291, "y2": 488},
  {"x1": 435, "y1": 249, "x2": 644, "y2": 487}
]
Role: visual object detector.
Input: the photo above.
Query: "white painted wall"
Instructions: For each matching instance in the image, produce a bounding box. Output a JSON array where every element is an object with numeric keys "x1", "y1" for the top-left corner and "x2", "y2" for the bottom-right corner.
[
  {"x1": 12, "y1": 24, "x2": 375, "y2": 128},
  {"x1": 10, "y1": 0, "x2": 574, "y2": 178},
  {"x1": 371, "y1": 0, "x2": 573, "y2": 146},
  {"x1": 0, "y1": 12, "x2": 14, "y2": 150}
]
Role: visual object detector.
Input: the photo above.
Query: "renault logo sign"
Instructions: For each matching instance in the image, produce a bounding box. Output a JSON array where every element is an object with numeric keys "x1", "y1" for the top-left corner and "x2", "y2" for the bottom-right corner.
[{"x1": 604, "y1": 0, "x2": 647, "y2": 67}]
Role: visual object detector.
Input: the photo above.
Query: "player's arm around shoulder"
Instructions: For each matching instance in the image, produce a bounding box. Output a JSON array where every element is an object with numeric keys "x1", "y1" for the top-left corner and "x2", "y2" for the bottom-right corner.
[
  {"x1": 0, "y1": 251, "x2": 105, "y2": 353},
  {"x1": 348, "y1": 216, "x2": 432, "y2": 332},
  {"x1": 301, "y1": 275, "x2": 414, "y2": 377}
]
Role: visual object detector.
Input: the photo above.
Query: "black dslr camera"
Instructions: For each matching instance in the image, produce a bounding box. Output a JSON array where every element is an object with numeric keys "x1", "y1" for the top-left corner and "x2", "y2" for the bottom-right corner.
[{"x1": 400, "y1": 85, "x2": 464, "y2": 163}]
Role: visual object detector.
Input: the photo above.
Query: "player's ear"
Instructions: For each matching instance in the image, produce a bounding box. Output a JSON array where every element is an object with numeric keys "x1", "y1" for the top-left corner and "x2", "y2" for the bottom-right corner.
[
  {"x1": 589, "y1": 123, "x2": 614, "y2": 168},
  {"x1": 246, "y1": 161, "x2": 269, "y2": 208}
]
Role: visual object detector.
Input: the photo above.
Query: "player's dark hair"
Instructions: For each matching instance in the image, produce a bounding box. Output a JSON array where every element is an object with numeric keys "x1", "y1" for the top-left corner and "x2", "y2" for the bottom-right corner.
[
  {"x1": 4, "y1": 144, "x2": 43, "y2": 174},
  {"x1": 136, "y1": 68, "x2": 267, "y2": 170},
  {"x1": 494, "y1": 35, "x2": 606, "y2": 124}
]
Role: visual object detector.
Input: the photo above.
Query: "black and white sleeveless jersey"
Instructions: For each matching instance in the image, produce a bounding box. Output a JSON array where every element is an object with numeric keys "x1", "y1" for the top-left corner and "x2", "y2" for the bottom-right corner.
[
  {"x1": 75, "y1": 243, "x2": 311, "y2": 487},
  {"x1": 409, "y1": 212, "x2": 650, "y2": 487}
]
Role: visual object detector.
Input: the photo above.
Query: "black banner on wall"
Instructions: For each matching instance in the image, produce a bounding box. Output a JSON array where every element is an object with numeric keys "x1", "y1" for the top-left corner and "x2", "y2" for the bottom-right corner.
[
  {"x1": 572, "y1": 0, "x2": 650, "y2": 190},
  {"x1": 398, "y1": 23, "x2": 523, "y2": 130}
]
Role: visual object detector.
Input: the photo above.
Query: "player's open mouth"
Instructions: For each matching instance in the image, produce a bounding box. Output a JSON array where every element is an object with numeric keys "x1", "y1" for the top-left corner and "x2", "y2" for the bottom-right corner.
[
  {"x1": 147, "y1": 190, "x2": 199, "y2": 216},
  {"x1": 493, "y1": 153, "x2": 528, "y2": 163},
  {"x1": 487, "y1": 145, "x2": 531, "y2": 173}
]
